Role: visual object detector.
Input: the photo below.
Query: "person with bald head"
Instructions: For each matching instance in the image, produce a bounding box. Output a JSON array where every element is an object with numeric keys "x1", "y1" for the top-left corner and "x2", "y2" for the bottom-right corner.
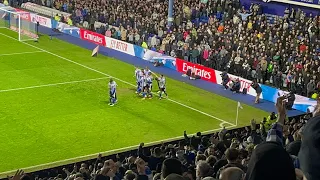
[
  {"x1": 95, "y1": 167, "x2": 115, "y2": 180},
  {"x1": 104, "y1": 159, "x2": 117, "y2": 173},
  {"x1": 219, "y1": 167, "x2": 244, "y2": 180},
  {"x1": 196, "y1": 161, "x2": 215, "y2": 179},
  {"x1": 103, "y1": 159, "x2": 122, "y2": 180}
]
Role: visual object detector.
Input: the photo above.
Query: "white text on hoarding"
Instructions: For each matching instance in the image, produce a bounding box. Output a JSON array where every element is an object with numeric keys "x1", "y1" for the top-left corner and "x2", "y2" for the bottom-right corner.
[
  {"x1": 32, "y1": 15, "x2": 48, "y2": 25},
  {"x1": 110, "y1": 40, "x2": 128, "y2": 52},
  {"x1": 182, "y1": 63, "x2": 211, "y2": 79},
  {"x1": 83, "y1": 31, "x2": 103, "y2": 44}
]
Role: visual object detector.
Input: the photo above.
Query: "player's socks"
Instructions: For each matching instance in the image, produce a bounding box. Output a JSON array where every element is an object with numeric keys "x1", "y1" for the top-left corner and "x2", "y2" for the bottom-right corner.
[
  {"x1": 109, "y1": 98, "x2": 114, "y2": 106},
  {"x1": 136, "y1": 87, "x2": 141, "y2": 94},
  {"x1": 142, "y1": 92, "x2": 147, "y2": 99},
  {"x1": 109, "y1": 98, "x2": 116, "y2": 105},
  {"x1": 159, "y1": 91, "x2": 163, "y2": 99}
]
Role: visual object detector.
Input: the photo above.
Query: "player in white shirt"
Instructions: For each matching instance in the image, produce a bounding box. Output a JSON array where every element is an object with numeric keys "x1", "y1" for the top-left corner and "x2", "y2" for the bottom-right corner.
[
  {"x1": 137, "y1": 72, "x2": 146, "y2": 94},
  {"x1": 144, "y1": 67, "x2": 151, "y2": 76},
  {"x1": 146, "y1": 72, "x2": 153, "y2": 91},
  {"x1": 157, "y1": 74, "x2": 167, "y2": 99},
  {"x1": 142, "y1": 72, "x2": 154, "y2": 99},
  {"x1": 108, "y1": 79, "x2": 117, "y2": 106},
  {"x1": 135, "y1": 68, "x2": 144, "y2": 94},
  {"x1": 135, "y1": 67, "x2": 141, "y2": 83}
]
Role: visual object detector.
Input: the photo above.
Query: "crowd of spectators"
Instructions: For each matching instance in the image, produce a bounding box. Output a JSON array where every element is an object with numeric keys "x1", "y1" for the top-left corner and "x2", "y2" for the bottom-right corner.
[
  {"x1": 11, "y1": 97, "x2": 320, "y2": 180},
  {"x1": 41, "y1": 0, "x2": 320, "y2": 98}
]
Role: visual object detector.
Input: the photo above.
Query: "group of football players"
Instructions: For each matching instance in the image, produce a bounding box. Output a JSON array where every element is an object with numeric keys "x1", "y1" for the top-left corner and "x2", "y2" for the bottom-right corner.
[
  {"x1": 108, "y1": 67, "x2": 168, "y2": 106},
  {"x1": 135, "y1": 67, "x2": 167, "y2": 100}
]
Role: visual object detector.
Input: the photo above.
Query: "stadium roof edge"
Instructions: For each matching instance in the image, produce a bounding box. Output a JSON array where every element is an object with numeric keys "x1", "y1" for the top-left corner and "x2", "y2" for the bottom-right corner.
[{"x1": 270, "y1": 0, "x2": 320, "y2": 9}]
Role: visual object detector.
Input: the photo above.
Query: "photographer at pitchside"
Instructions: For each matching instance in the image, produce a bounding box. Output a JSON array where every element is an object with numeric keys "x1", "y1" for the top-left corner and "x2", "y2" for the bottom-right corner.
[
  {"x1": 277, "y1": 91, "x2": 296, "y2": 110},
  {"x1": 231, "y1": 78, "x2": 241, "y2": 93},
  {"x1": 183, "y1": 68, "x2": 201, "y2": 80},
  {"x1": 285, "y1": 91, "x2": 296, "y2": 110},
  {"x1": 221, "y1": 71, "x2": 230, "y2": 90}
]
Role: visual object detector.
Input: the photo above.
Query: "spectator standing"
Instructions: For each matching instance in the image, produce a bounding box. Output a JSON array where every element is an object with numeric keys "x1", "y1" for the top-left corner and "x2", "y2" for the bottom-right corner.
[
  {"x1": 219, "y1": 167, "x2": 244, "y2": 180},
  {"x1": 148, "y1": 147, "x2": 163, "y2": 171},
  {"x1": 135, "y1": 31, "x2": 141, "y2": 45},
  {"x1": 191, "y1": 46, "x2": 200, "y2": 64},
  {"x1": 196, "y1": 161, "x2": 214, "y2": 179},
  {"x1": 182, "y1": 45, "x2": 190, "y2": 61},
  {"x1": 128, "y1": 31, "x2": 134, "y2": 44}
]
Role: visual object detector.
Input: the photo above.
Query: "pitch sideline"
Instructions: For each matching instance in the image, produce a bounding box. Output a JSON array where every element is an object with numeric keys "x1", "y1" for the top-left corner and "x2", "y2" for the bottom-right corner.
[
  {"x1": 0, "y1": 51, "x2": 44, "y2": 56},
  {"x1": 0, "y1": 77, "x2": 110, "y2": 93}
]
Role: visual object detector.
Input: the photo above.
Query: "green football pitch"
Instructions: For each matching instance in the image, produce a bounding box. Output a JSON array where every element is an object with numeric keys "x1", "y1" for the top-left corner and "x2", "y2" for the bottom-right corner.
[{"x1": 0, "y1": 28, "x2": 268, "y2": 175}]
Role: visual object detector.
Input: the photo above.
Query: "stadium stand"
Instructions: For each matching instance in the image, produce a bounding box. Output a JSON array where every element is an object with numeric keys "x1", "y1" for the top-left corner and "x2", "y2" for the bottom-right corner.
[{"x1": 2, "y1": 0, "x2": 320, "y2": 179}]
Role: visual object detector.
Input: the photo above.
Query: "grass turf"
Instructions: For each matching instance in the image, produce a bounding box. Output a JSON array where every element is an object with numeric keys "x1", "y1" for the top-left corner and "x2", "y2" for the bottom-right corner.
[{"x1": 0, "y1": 28, "x2": 268, "y2": 174}]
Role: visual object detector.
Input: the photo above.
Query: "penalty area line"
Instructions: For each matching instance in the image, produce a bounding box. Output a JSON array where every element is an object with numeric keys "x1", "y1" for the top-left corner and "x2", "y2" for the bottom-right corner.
[
  {"x1": 0, "y1": 125, "x2": 236, "y2": 178},
  {"x1": 0, "y1": 32, "x2": 236, "y2": 127},
  {"x1": 0, "y1": 51, "x2": 44, "y2": 56},
  {"x1": 0, "y1": 77, "x2": 110, "y2": 93}
]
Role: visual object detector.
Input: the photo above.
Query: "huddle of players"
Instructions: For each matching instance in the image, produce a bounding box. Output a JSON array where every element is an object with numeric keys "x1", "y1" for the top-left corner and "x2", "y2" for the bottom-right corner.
[
  {"x1": 108, "y1": 67, "x2": 168, "y2": 106},
  {"x1": 135, "y1": 67, "x2": 167, "y2": 99}
]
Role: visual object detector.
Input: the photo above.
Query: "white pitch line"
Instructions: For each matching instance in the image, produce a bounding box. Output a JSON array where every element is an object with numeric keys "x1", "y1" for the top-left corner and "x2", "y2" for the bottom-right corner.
[
  {"x1": 0, "y1": 32, "x2": 235, "y2": 126},
  {"x1": 0, "y1": 125, "x2": 236, "y2": 177},
  {"x1": 0, "y1": 51, "x2": 44, "y2": 56},
  {"x1": 0, "y1": 77, "x2": 110, "y2": 93}
]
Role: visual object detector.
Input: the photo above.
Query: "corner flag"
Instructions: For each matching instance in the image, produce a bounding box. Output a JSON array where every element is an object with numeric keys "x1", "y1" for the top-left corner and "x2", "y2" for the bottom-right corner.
[
  {"x1": 1, "y1": 13, "x2": 7, "y2": 19},
  {"x1": 236, "y1": 102, "x2": 243, "y2": 126},
  {"x1": 91, "y1": 45, "x2": 99, "y2": 57}
]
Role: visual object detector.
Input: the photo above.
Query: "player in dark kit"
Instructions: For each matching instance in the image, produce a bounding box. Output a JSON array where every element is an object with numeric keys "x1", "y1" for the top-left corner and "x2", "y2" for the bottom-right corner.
[{"x1": 251, "y1": 79, "x2": 262, "y2": 104}]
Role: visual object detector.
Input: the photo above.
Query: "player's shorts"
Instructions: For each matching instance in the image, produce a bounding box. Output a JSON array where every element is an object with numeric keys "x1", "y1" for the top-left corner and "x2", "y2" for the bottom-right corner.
[
  {"x1": 160, "y1": 87, "x2": 166, "y2": 91},
  {"x1": 143, "y1": 85, "x2": 148, "y2": 91},
  {"x1": 110, "y1": 92, "x2": 116, "y2": 98}
]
